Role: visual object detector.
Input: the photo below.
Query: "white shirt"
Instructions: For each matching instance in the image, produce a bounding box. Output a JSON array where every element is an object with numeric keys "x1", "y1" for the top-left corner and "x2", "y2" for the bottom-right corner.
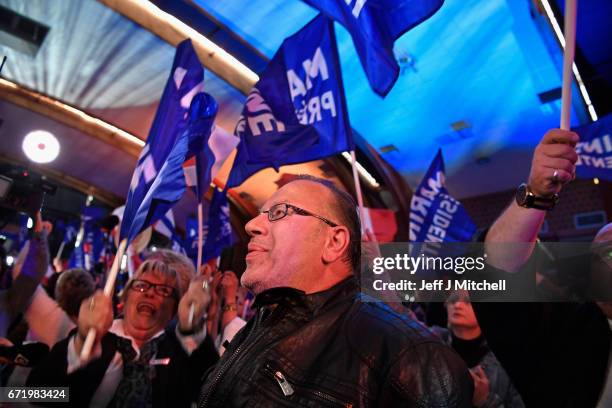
[
  {"x1": 214, "y1": 316, "x2": 246, "y2": 356},
  {"x1": 66, "y1": 319, "x2": 206, "y2": 408}
]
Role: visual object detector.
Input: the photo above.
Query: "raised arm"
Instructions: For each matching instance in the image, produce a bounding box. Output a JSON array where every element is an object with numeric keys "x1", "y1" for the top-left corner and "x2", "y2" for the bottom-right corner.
[{"x1": 485, "y1": 129, "x2": 579, "y2": 272}]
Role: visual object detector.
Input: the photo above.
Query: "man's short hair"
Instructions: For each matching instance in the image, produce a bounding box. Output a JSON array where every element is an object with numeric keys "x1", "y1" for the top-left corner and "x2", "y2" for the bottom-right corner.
[
  {"x1": 55, "y1": 268, "x2": 95, "y2": 318},
  {"x1": 291, "y1": 175, "x2": 361, "y2": 272},
  {"x1": 146, "y1": 249, "x2": 196, "y2": 297}
]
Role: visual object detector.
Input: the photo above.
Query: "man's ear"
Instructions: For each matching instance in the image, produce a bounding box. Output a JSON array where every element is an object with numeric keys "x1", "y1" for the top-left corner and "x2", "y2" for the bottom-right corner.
[{"x1": 322, "y1": 226, "x2": 350, "y2": 264}]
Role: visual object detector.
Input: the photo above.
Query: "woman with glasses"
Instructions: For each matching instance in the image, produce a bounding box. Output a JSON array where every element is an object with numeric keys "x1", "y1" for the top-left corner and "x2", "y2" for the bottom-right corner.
[{"x1": 27, "y1": 259, "x2": 219, "y2": 407}]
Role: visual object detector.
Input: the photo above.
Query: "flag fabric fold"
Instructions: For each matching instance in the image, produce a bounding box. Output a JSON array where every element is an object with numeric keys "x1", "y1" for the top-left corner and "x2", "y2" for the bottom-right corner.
[
  {"x1": 409, "y1": 149, "x2": 476, "y2": 243},
  {"x1": 154, "y1": 209, "x2": 185, "y2": 254},
  {"x1": 202, "y1": 188, "x2": 233, "y2": 263},
  {"x1": 574, "y1": 113, "x2": 612, "y2": 182},
  {"x1": 226, "y1": 14, "x2": 353, "y2": 188},
  {"x1": 302, "y1": 0, "x2": 444, "y2": 96},
  {"x1": 120, "y1": 39, "x2": 217, "y2": 244}
]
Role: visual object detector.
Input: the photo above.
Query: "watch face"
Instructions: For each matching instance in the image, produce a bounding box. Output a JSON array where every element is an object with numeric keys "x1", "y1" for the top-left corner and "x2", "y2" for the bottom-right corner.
[{"x1": 516, "y1": 184, "x2": 528, "y2": 205}]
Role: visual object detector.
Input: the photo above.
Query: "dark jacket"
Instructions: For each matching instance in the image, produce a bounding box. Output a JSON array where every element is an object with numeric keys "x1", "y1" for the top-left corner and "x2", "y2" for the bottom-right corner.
[
  {"x1": 473, "y1": 300, "x2": 611, "y2": 408},
  {"x1": 27, "y1": 325, "x2": 219, "y2": 407},
  {"x1": 198, "y1": 278, "x2": 473, "y2": 407}
]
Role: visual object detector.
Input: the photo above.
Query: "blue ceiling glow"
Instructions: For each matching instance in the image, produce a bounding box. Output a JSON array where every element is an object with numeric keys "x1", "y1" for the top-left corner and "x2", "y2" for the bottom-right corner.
[
  {"x1": 0, "y1": 0, "x2": 597, "y2": 199},
  {"x1": 194, "y1": 0, "x2": 587, "y2": 196}
]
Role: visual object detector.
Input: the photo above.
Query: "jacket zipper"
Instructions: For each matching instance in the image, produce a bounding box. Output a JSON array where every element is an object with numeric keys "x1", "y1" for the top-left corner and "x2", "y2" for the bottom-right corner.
[
  {"x1": 265, "y1": 365, "x2": 352, "y2": 407},
  {"x1": 198, "y1": 308, "x2": 268, "y2": 407},
  {"x1": 273, "y1": 370, "x2": 294, "y2": 396}
]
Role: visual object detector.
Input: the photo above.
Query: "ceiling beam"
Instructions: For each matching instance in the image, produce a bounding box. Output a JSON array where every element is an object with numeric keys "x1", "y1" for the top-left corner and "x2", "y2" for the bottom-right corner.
[
  {"x1": 97, "y1": 0, "x2": 258, "y2": 95},
  {"x1": 0, "y1": 78, "x2": 144, "y2": 158}
]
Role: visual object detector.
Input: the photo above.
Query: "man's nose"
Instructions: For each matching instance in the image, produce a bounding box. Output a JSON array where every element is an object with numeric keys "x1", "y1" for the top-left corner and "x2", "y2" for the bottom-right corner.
[{"x1": 245, "y1": 213, "x2": 268, "y2": 237}]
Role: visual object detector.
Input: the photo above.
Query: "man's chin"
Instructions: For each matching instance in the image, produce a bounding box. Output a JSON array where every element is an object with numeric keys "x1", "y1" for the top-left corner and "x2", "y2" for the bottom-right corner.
[{"x1": 241, "y1": 270, "x2": 266, "y2": 295}]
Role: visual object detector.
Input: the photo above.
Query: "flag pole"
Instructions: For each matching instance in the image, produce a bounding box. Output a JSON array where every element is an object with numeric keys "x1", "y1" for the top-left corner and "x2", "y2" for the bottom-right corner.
[
  {"x1": 349, "y1": 150, "x2": 367, "y2": 234},
  {"x1": 54, "y1": 241, "x2": 65, "y2": 263},
  {"x1": 196, "y1": 202, "x2": 204, "y2": 272},
  {"x1": 188, "y1": 201, "x2": 205, "y2": 330},
  {"x1": 80, "y1": 238, "x2": 128, "y2": 361},
  {"x1": 560, "y1": 0, "x2": 577, "y2": 130}
]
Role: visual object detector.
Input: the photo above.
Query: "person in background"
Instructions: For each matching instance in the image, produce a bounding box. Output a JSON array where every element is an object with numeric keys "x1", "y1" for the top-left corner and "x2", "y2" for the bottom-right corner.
[
  {"x1": 215, "y1": 270, "x2": 246, "y2": 355},
  {"x1": 0, "y1": 213, "x2": 50, "y2": 337},
  {"x1": 441, "y1": 291, "x2": 524, "y2": 408},
  {"x1": 477, "y1": 128, "x2": 612, "y2": 407},
  {"x1": 27, "y1": 259, "x2": 218, "y2": 407}
]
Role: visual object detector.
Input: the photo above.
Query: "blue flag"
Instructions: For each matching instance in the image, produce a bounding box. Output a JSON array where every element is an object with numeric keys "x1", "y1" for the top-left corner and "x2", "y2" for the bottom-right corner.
[
  {"x1": 154, "y1": 209, "x2": 186, "y2": 254},
  {"x1": 58, "y1": 221, "x2": 78, "y2": 244},
  {"x1": 68, "y1": 216, "x2": 104, "y2": 270},
  {"x1": 575, "y1": 113, "x2": 612, "y2": 182},
  {"x1": 303, "y1": 0, "x2": 444, "y2": 97},
  {"x1": 184, "y1": 96, "x2": 220, "y2": 202},
  {"x1": 226, "y1": 14, "x2": 353, "y2": 188},
  {"x1": 185, "y1": 215, "x2": 199, "y2": 264},
  {"x1": 120, "y1": 39, "x2": 218, "y2": 244},
  {"x1": 202, "y1": 188, "x2": 233, "y2": 263},
  {"x1": 409, "y1": 150, "x2": 476, "y2": 243}
]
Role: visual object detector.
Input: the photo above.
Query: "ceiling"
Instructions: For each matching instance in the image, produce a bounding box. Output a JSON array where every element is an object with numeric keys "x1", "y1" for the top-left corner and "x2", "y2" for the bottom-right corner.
[{"x1": 0, "y1": 0, "x2": 609, "y2": 227}]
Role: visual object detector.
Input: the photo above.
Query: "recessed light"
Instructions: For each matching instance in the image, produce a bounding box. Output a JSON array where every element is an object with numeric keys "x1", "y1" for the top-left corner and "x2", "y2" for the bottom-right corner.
[{"x1": 22, "y1": 130, "x2": 60, "y2": 163}]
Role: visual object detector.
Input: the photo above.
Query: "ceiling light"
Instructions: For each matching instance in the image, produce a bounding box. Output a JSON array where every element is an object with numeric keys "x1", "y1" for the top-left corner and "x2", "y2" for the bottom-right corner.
[
  {"x1": 540, "y1": 0, "x2": 597, "y2": 121},
  {"x1": 22, "y1": 130, "x2": 60, "y2": 163}
]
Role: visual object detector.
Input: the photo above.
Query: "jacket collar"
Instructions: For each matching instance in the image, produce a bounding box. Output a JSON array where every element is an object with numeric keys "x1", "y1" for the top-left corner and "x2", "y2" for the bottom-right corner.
[{"x1": 252, "y1": 276, "x2": 358, "y2": 317}]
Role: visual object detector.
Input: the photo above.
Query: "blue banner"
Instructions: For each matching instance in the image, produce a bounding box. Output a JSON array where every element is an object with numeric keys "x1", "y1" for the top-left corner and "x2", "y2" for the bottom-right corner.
[
  {"x1": 120, "y1": 39, "x2": 217, "y2": 244},
  {"x1": 226, "y1": 14, "x2": 353, "y2": 188},
  {"x1": 154, "y1": 209, "x2": 186, "y2": 254},
  {"x1": 185, "y1": 215, "x2": 199, "y2": 265},
  {"x1": 303, "y1": 0, "x2": 444, "y2": 97},
  {"x1": 575, "y1": 113, "x2": 612, "y2": 181},
  {"x1": 202, "y1": 188, "x2": 233, "y2": 263},
  {"x1": 409, "y1": 150, "x2": 476, "y2": 243},
  {"x1": 190, "y1": 94, "x2": 219, "y2": 202},
  {"x1": 56, "y1": 220, "x2": 78, "y2": 244},
  {"x1": 68, "y1": 218, "x2": 104, "y2": 270}
]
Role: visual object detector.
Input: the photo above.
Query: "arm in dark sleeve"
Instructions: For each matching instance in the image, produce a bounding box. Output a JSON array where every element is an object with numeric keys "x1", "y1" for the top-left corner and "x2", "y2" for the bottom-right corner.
[
  {"x1": 378, "y1": 342, "x2": 474, "y2": 407},
  {"x1": 5, "y1": 232, "x2": 50, "y2": 325},
  {"x1": 185, "y1": 334, "x2": 219, "y2": 403},
  {"x1": 470, "y1": 257, "x2": 541, "y2": 406},
  {"x1": 27, "y1": 331, "x2": 116, "y2": 407}
]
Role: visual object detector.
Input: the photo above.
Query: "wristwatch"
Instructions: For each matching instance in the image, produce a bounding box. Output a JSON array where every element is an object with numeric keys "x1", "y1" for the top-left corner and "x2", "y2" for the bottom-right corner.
[{"x1": 515, "y1": 183, "x2": 558, "y2": 210}]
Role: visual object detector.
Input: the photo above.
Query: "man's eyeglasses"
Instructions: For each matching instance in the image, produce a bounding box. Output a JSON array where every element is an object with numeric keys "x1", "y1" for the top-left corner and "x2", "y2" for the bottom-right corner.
[
  {"x1": 261, "y1": 203, "x2": 338, "y2": 227},
  {"x1": 130, "y1": 279, "x2": 176, "y2": 298}
]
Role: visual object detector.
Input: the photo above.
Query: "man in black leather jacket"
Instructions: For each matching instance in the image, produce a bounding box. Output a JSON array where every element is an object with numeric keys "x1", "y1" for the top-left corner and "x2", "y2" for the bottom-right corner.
[{"x1": 198, "y1": 175, "x2": 473, "y2": 407}]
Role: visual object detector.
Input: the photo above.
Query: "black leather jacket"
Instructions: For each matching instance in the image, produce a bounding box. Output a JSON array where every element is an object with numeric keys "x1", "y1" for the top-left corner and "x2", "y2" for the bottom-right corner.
[{"x1": 198, "y1": 278, "x2": 473, "y2": 407}]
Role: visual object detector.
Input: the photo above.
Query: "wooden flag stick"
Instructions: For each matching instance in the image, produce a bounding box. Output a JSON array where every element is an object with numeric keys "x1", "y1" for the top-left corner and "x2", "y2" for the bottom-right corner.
[
  {"x1": 196, "y1": 202, "x2": 204, "y2": 272},
  {"x1": 189, "y1": 202, "x2": 206, "y2": 330},
  {"x1": 349, "y1": 150, "x2": 367, "y2": 234},
  {"x1": 560, "y1": 0, "x2": 577, "y2": 130},
  {"x1": 54, "y1": 241, "x2": 66, "y2": 262},
  {"x1": 80, "y1": 238, "x2": 128, "y2": 361}
]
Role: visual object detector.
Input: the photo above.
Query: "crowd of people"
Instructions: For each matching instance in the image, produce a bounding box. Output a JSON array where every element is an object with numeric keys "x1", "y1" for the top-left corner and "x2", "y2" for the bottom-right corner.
[{"x1": 0, "y1": 127, "x2": 610, "y2": 407}]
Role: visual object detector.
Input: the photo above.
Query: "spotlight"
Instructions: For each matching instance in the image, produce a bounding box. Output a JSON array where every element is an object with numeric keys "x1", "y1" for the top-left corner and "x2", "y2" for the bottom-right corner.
[
  {"x1": 22, "y1": 130, "x2": 60, "y2": 164},
  {"x1": 6, "y1": 255, "x2": 14, "y2": 266}
]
